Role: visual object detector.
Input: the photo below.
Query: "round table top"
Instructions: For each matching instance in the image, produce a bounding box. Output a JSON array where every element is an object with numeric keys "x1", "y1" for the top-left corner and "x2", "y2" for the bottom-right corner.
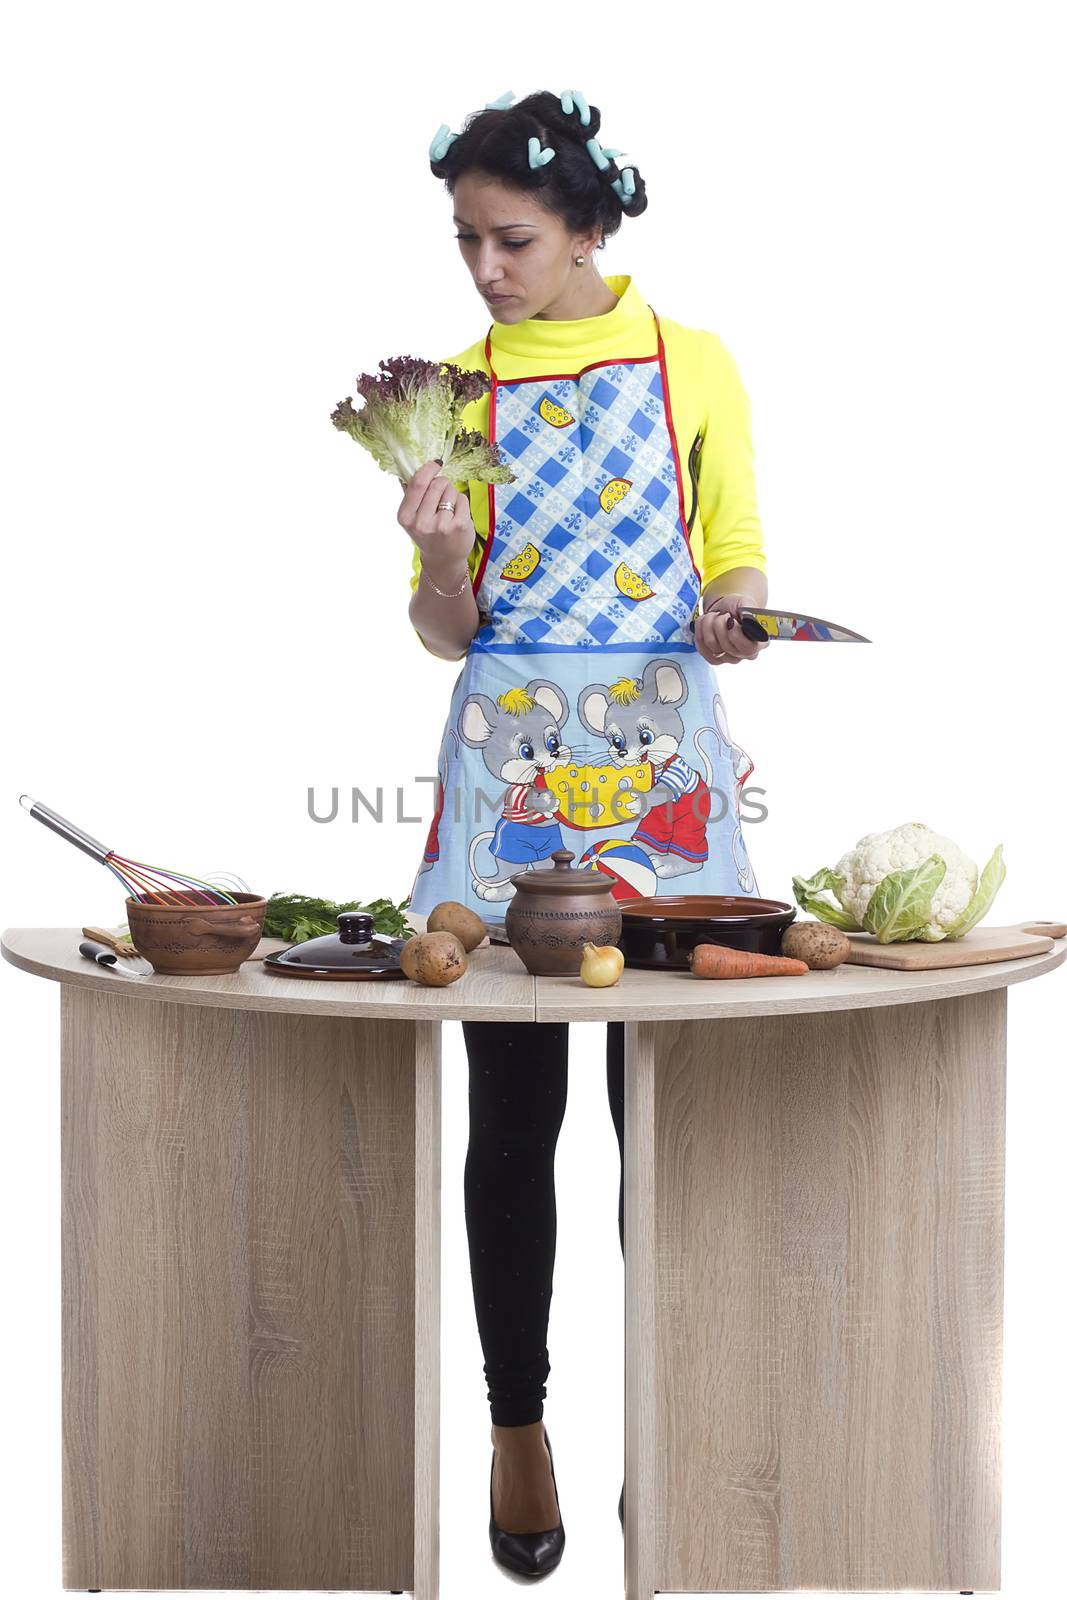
[{"x1": 3, "y1": 925, "x2": 1064, "y2": 1022}]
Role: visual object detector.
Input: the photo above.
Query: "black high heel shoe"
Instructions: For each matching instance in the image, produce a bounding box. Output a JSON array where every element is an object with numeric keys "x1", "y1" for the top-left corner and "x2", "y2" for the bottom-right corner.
[
  {"x1": 488, "y1": 1426, "x2": 565, "y2": 1578},
  {"x1": 619, "y1": 1479, "x2": 625, "y2": 1529}
]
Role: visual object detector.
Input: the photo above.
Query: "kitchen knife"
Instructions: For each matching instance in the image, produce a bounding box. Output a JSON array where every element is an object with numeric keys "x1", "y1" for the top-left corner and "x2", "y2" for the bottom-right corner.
[
  {"x1": 78, "y1": 938, "x2": 152, "y2": 978},
  {"x1": 737, "y1": 606, "x2": 870, "y2": 643}
]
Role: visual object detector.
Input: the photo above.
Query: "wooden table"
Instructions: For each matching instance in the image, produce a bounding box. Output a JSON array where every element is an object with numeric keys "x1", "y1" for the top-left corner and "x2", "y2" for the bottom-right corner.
[{"x1": 3, "y1": 925, "x2": 1064, "y2": 1597}]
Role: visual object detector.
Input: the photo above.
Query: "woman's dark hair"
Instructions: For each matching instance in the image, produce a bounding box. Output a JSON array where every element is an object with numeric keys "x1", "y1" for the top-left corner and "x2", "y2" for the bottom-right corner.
[{"x1": 429, "y1": 90, "x2": 648, "y2": 249}]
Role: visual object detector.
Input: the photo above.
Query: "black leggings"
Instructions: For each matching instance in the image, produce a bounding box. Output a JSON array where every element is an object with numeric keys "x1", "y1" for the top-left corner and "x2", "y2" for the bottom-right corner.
[{"x1": 461, "y1": 1018, "x2": 625, "y2": 1427}]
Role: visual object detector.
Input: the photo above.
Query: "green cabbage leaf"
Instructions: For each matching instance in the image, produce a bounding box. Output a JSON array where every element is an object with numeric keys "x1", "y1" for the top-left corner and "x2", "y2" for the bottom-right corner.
[
  {"x1": 941, "y1": 843, "x2": 1006, "y2": 939},
  {"x1": 862, "y1": 854, "x2": 946, "y2": 943},
  {"x1": 791, "y1": 868, "x2": 863, "y2": 931}
]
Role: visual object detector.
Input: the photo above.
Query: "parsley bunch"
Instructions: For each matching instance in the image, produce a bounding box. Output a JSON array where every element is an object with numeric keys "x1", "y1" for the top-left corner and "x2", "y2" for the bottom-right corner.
[{"x1": 264, "y1": 892, "x2": 414, "y2": 944}]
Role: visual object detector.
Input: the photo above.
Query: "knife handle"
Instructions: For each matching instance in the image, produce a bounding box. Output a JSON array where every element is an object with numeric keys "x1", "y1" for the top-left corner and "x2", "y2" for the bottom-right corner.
[
  {"x1": 739, "y1": 610, "x2": 769, "y2": 642},
  {"x1": 79, "y1": 939, "x2": 118, "y2": 967}
]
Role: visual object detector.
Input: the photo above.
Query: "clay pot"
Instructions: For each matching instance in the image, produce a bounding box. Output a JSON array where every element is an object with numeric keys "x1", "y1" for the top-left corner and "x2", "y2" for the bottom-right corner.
[
  {"x1": 505, "y1": 849, "x2": 622, "y2": 976},
  {"x1": 126, "y1": 892, "x2": 267, "y2": 975}
]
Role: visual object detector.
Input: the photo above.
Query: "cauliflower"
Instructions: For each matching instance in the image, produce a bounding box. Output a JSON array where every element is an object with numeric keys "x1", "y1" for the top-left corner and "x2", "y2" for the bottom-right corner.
[
  {"x1": 839, "y1": 823, "x2": 976, "y2": 931},
  {"x1": 793, "y1": 822, "x2": 1006, "y2": 943}
]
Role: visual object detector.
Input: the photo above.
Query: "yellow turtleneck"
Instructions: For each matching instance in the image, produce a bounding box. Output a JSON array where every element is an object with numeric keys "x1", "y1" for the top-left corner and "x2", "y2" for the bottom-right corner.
[
  {"x1": 485, "y1": 271, "x2": 655, "y2": 363},
  {"x1": 411, "y1": 273, "x2": 767, "y2": 608}
]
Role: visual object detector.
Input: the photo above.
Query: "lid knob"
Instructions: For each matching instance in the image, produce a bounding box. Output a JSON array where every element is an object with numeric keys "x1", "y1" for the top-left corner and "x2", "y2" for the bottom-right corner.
[
  {"x1": 337, "y1": 911, "x2": 374, "y2": 944},
  {"x1": 551, "y1": 850, "x2": 575, "y2": 870}
]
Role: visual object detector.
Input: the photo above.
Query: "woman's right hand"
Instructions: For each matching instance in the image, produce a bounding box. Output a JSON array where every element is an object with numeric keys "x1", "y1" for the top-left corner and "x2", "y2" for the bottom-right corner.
[{"x1": 398, "y1": 459, "x2": 476, "y2": 580}]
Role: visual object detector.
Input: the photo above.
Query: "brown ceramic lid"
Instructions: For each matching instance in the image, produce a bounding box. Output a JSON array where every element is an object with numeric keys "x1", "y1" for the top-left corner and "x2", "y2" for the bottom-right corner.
[
  {"x1": 265, "y1": 912, "x2": 405, "y2": 974},
  {"x1": 510, "y1": 848, "x2": 612, "y2": 895}
]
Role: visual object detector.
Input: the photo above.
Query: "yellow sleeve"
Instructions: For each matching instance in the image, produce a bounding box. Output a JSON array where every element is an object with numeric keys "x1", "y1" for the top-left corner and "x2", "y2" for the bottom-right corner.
[{"x1": 696, "y1": 333, "x2": 768, "y2": 589}]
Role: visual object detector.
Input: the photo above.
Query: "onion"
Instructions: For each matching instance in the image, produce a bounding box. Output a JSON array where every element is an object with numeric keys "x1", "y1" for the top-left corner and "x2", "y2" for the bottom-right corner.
[{"x1": 580, "y1": 941, "x2": 625, "y2": 987}]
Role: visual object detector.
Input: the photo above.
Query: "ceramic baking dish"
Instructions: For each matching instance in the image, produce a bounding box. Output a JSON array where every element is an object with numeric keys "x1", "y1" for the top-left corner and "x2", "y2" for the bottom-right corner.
[{"x1": 617, "y1": 894, "x2": 797, "y2": 969}]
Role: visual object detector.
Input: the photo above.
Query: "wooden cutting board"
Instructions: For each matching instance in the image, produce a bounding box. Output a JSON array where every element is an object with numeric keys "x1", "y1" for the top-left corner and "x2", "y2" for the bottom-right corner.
[{"x1": 845, "y1": 919, "x2": 1067, "y2": 970}]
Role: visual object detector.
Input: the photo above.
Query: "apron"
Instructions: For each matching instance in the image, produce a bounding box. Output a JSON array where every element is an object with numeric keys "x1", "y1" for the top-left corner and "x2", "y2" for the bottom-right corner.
[{"x1": 406, "y1": 309, "x2": 762, "y2": 918}]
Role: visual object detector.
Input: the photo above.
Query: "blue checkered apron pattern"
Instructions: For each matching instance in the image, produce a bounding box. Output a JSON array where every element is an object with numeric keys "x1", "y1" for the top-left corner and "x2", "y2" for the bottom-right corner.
[{"x1": 406, "y1": 310, "x2": 762, "y2": 918}]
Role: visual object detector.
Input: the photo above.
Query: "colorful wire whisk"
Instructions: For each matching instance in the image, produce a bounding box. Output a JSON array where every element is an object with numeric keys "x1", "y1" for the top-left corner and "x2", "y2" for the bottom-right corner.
[{"x1": 19, "y1": 795, "x2": 243, "y2": 907}]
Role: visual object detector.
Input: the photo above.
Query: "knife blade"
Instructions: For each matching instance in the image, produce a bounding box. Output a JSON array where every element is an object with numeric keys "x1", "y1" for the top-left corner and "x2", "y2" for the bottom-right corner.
[{"x1": 737, "y1": 606, "x2": 870, "y2": 643}]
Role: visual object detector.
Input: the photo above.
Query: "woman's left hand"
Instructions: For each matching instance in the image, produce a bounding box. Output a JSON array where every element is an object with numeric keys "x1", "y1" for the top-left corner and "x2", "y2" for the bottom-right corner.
[{"x1": 693, "y1": 593, "x2": 769, "y2": 666}]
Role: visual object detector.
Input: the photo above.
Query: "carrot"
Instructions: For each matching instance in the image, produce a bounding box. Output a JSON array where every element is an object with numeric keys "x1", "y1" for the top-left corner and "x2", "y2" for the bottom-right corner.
[{"x1": 688, "y1": 941, "x2": 810, "y2": 979}]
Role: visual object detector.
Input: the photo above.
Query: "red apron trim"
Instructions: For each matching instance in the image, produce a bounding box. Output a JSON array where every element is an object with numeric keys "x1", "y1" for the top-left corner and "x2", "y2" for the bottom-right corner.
[
  {"x1": 471, "y1": 326, "x2": 498, "y2": 599},
  {"x1": 650, "y1": 307, "x2": 702, "y2": 587}
]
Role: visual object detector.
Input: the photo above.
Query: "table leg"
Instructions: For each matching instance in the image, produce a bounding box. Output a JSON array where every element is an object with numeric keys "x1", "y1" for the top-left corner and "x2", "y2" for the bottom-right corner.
[
  {"x1": 631, "y1": 990, "x2": 1005, "y2": 1596},
  {"x1": 60, "y1": 984, "x2": 441, "y2": 1596},
  {"x1": 622, "y1": 1020, "x2": 658, "y2": 1600}
]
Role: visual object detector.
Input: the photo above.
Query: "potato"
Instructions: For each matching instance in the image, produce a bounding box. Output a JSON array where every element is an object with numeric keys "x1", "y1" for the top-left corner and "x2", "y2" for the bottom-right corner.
[
  {"x1": 780, "y1": 921, "x2": 850, "y2": 969},
  {"x1": 399, "y1": 930, "x2": 468, "y2": 986},
  {"x1": 426, "y1": 900, "x2": 488, "y2": 952}
]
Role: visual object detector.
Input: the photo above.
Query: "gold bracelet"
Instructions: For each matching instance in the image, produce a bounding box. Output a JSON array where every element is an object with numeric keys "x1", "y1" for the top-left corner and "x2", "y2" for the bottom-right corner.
[{"x1": 424, "y1": 567, "x2": 470, "y2": 598}]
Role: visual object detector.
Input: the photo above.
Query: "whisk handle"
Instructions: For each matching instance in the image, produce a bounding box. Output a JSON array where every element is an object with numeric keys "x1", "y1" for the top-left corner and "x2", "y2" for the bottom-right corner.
[{"x1": 19, "y1": 796, "x2": 111, "y2": 864}]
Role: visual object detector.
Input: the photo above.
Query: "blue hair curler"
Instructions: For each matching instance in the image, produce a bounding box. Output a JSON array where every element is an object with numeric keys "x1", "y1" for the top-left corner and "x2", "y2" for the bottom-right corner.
[
  {"x1": 429, "y1": 124, "x2": 459, "y2": 163},
  {"x1": 611, "y1": 167, "x2": 637, "y2": 205},
  {"x1": 558, "y1": 88, "x2": 591, "y2": 125},
  {"x1": 528, "y1": 136, "x2": 556, "y2": 169},
  {"x1": 586, "y1": 137, "x2": 624, "y2": 171}
]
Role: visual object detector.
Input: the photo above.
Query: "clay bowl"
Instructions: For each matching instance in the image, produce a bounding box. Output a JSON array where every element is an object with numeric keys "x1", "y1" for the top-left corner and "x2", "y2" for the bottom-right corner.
[
  {"x1": 125, "y1": 892, "x2": 267, "y2": 975},
  {"x1": 618, "y1": 894, "x2": 796, "y2": 970}
]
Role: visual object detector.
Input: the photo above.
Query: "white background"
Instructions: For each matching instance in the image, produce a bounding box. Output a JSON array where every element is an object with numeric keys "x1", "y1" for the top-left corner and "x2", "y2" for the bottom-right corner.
[{"x1": 2, "y1": 2, "x2": 1064, "y2": 1595}]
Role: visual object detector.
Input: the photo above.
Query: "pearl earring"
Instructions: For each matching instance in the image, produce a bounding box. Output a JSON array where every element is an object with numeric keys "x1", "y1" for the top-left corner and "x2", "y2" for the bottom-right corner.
[{"x1": 575, "y1": 255, "x2": 585, "y2": 266}]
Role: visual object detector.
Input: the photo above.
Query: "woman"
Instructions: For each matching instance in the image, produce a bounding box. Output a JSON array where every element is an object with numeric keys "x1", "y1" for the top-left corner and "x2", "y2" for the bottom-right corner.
[{"x1": 398, "y1": 87, "x2": 769, "y2": 1578}]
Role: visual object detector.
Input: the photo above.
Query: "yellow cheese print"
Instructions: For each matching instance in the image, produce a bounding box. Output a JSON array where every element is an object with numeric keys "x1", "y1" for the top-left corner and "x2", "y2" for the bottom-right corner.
[
  {"x1": 500, "y1": 542, "x2": 541, "y2": 581},
  {"x1": 543, "y1": 759, "x2": 654, "y2": 828},
  {"x1": 614, "y1": 561, "x2": 656, "y2": 600},
  {"x1": 599, "y1": 477, "x2": 632, "y2": 512},
  {"x1": 538, "y1": 396, "x2": 576, "y2": 427}
]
